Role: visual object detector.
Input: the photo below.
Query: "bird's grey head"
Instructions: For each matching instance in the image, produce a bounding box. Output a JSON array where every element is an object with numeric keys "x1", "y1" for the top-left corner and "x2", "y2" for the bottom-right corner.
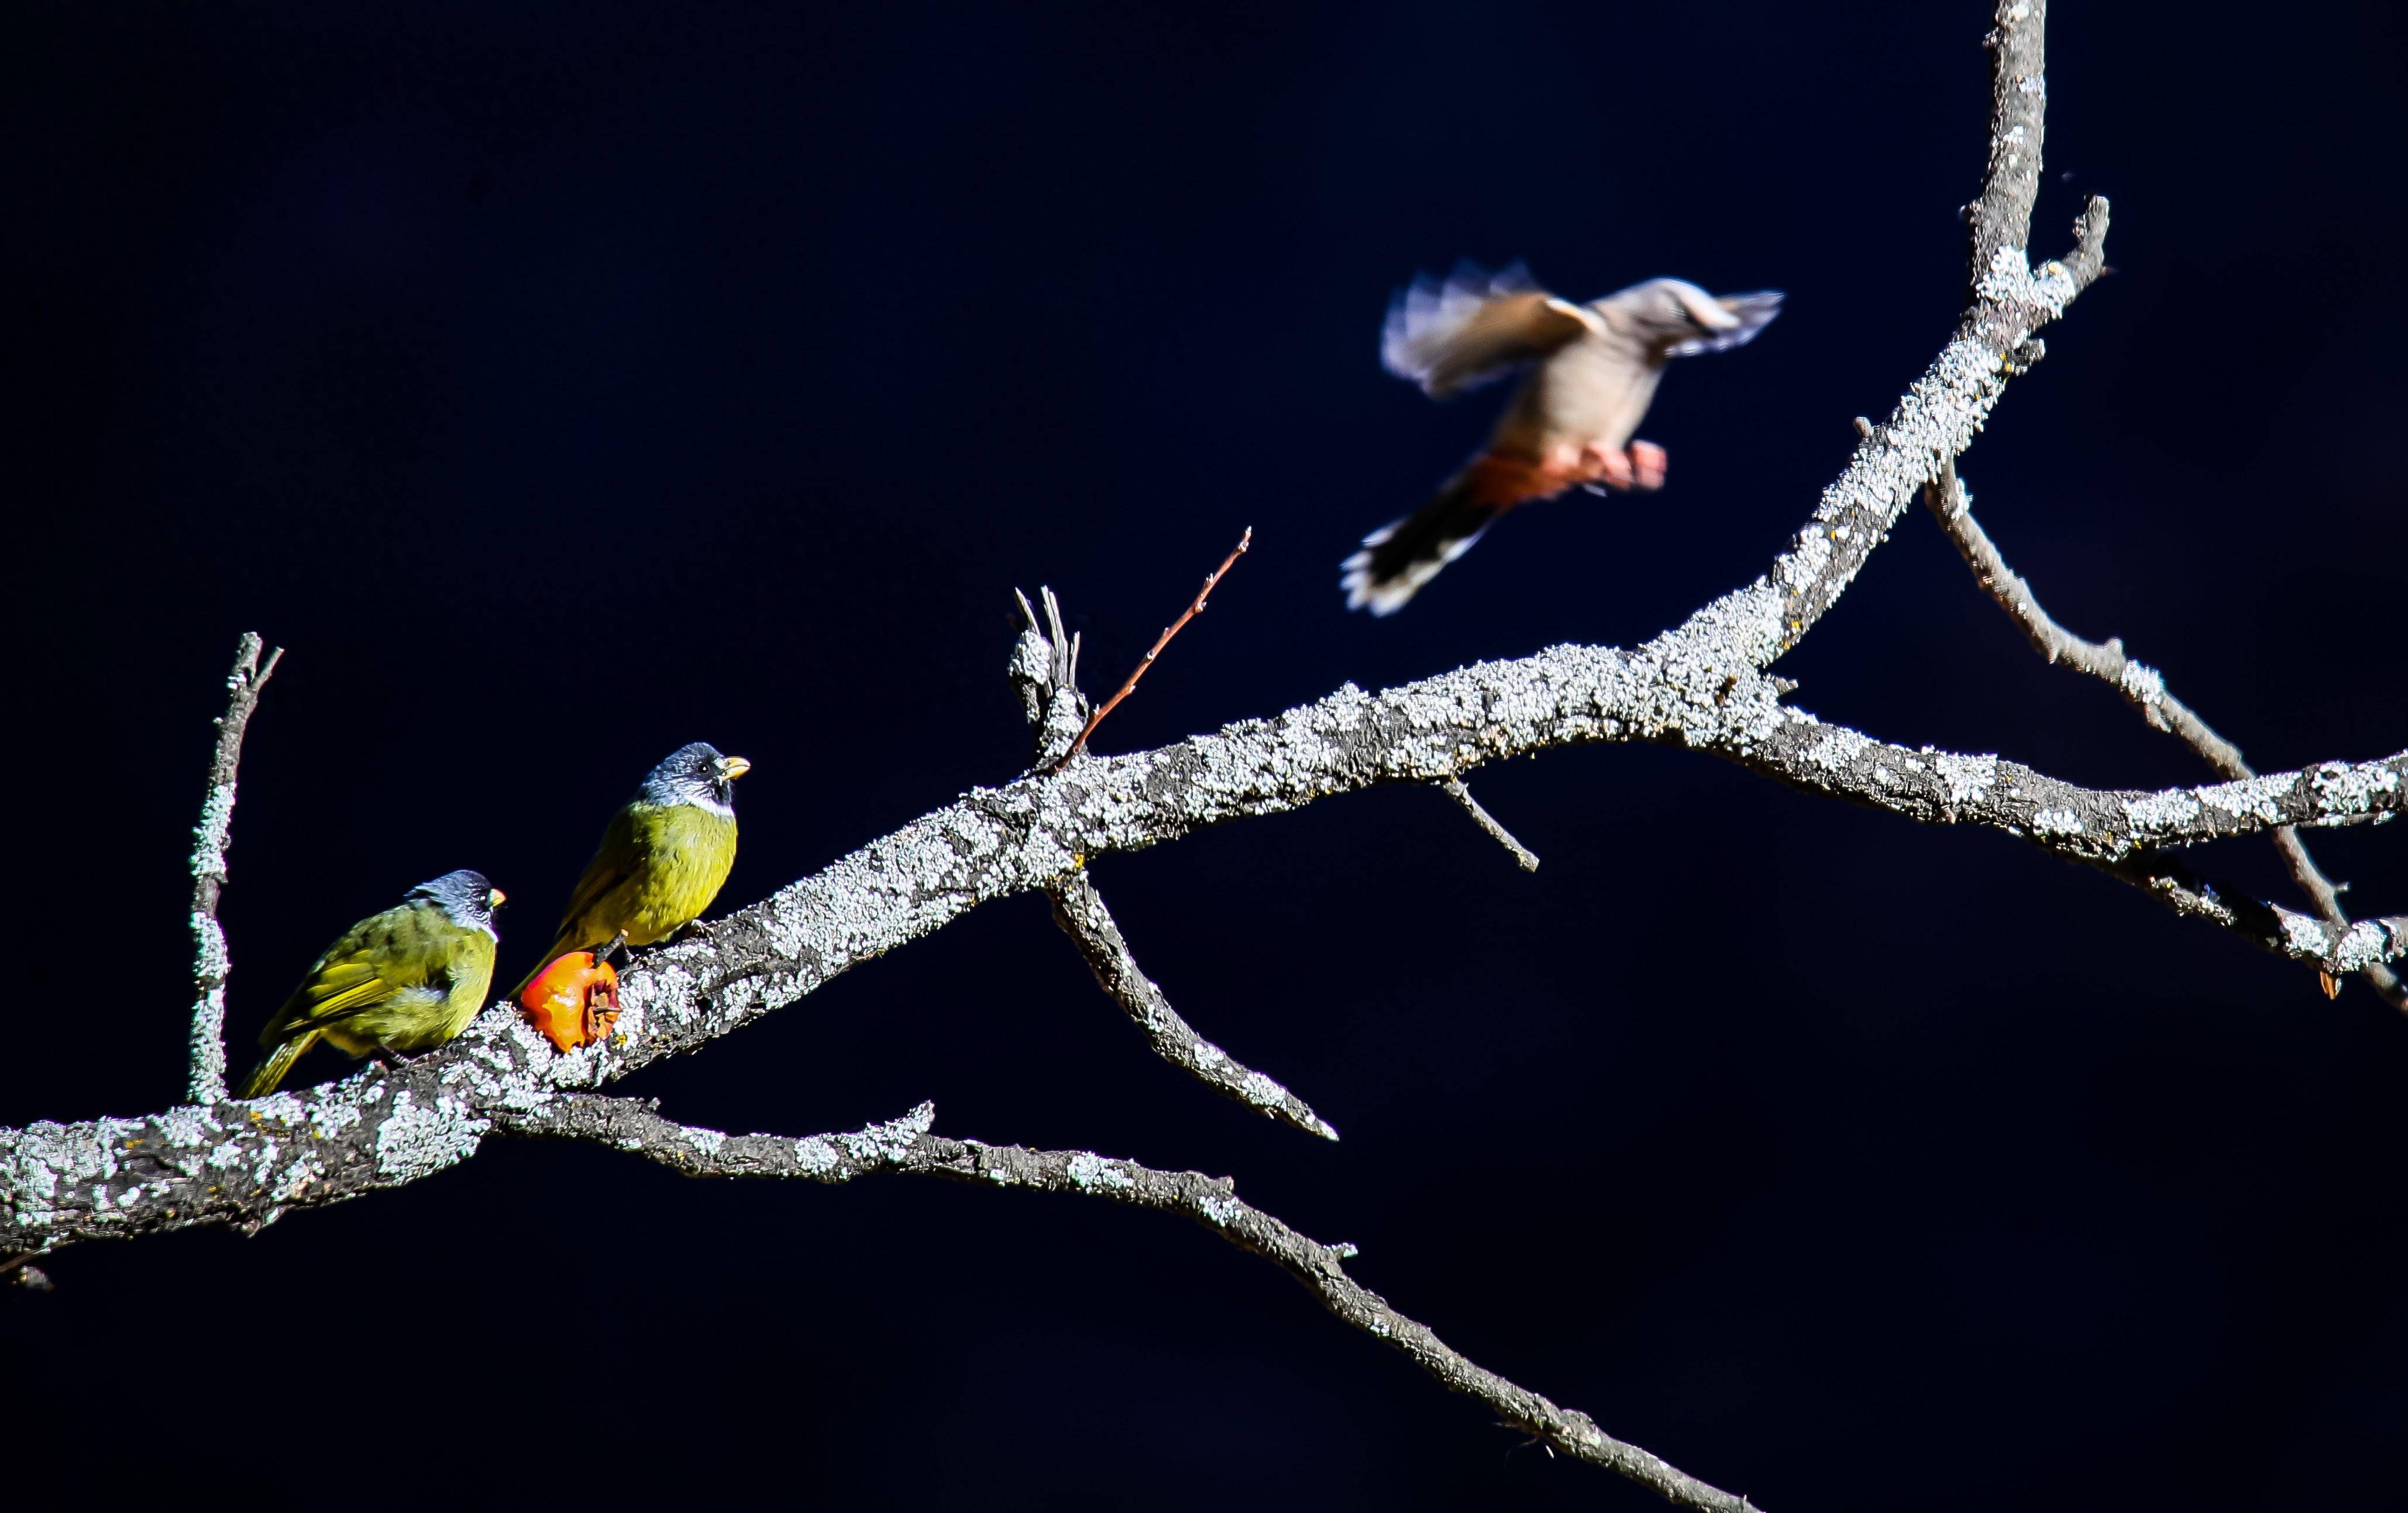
[
  {"x1": 410, "y1": 869, "x2": 505, "y2": 933},
  {"x1": 1609, "y1": 278, "x2": 1784, "y2": 358},
  {"x1": 642, "y1": 741, "x2": 752, "y2": 814}
]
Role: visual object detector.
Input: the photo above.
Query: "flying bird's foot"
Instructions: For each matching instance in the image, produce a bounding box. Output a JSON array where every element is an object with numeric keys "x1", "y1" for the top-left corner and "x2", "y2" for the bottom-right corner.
[
  {"x1": 1627, "y1": 441, "x2": 1667, "y2": 491},
  {"x1": 676, "y1": 917, "x2": 718, "y2": 941},
  {"x1": 1576, "y1": 441, "x2": 1636, "y2": 491},
  {"x1": 369, "y1": 1042, "x2": 419, "y2": 1071},
  {"x1": 594, "y1": 930, "x2": 630, "y2": 967}
]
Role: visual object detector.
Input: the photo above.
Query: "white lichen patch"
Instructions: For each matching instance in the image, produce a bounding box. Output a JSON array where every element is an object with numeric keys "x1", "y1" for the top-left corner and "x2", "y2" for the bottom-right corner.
[
  {"x1": 1977, "y1": 242, "x2": 2067, "y2": 321},
  {"x1": 685, "y1": 1127, "x2": 727, "y2": 1160},
  {"x1": 1935, "y1": 751, "x2": 1998, "y2": 806},
  {"x1": 373, "y1": 1090, "x2": 489, "y2": 1183},
  {"x1": 837, "y1": 1102, "x2": 935, "y2": 1167},
  {"x1": 269, "y1": 1155, "x2": 322, "y2": 1203},
  {"x1": 190, "y1": 783, "x2": 237, "y2": 876},
  {"x1": 1804, "y1": 727, "x2": 1874, "y2": 772},
  {"x1": 2, "y1": 1116, "x2": 154, "y2": 1230},
  {"x1": 2122, "y1": 788, "x2": 2203, "y2": 835},
  {"x1": 1779, "y1": 529, "x2": 1833, "y2": 591},
  {"x1": 2280, "y1": 911, "x2": 2331, "y2": 957},
  {"x1": 794, "y1": 1136, "x2": 838, "y2": 1175},
  {"x1": 2197, "y1": 772, "x2": 2298, "y2": 824},
  {"x1": 622, "y1": 958, "x2": 702, "y2": 1029},
  {"x1": 2309, "y1": 759, "x2": 2403, "y2": 816},
  {"x1": 1198, "y1": 1194, "x2": 1240, "y2": 1227},
  {"x1": 2031, "y1": 807, "x2": 2084, "y2": 838},
  {"x1": 248, "y1": 1091, "x2": 308, "y2": 1127},
  {"x1": 2117, "y1": 660, "x2": 2166, "y2": 707},
  {"x1": 1239, "y1": 1071, "x2": 1286, "y2": 1109},
  {"x1": 2330, "y1": 920, "x2": 2404, "y2": 972},
  {"x1": 1065, "y1": 1152, "x2": 1134, "y2": 1192},
  {"x1": 302, "y1": 1085, "x2": 365, "y2": 1140}
]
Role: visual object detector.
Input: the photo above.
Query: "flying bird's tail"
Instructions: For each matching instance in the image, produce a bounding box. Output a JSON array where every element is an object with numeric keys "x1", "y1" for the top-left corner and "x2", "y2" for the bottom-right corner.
[
  {"x1": 1341, "y1": 473, "x2": 1503, "y2": 616},
  {"x1": 1343, "y1": 452, "x2": 1580, "y2": 615},
  {"x1": 238, "y1": 1031, "x2": 318, "y2": 1099}
]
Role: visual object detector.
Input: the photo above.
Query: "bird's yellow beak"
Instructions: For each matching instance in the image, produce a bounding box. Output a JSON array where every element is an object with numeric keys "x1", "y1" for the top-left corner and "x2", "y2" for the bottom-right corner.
[
  {"x1": 489, "y1": 888, "x2": 507, "y2": 909},
  {"x1": 717, "y1": 756, "x2": 752, "y2": 780}
]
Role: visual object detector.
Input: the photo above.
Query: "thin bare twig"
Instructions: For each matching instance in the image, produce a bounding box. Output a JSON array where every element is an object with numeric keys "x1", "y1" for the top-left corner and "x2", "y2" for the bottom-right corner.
[
  {"x1": 504, "y1": 1096, "x2": 1759, "y2": 1512},
  {"x1": 1440, "y1": 777, "x2": 1540, "y2": 872},
  {"x1": 1047, "y1": 873, "x2": 1339, "y2": 1140},
  {"x1": 187, "y1": 633, "x2": 285, "y2": 1103},
  {"x1": 1051, "y1": 527, "x2": 1250, "y2": 772},
  {"x1": 1923, "y1": 461, "x2": 2406, "y2": 1010}
]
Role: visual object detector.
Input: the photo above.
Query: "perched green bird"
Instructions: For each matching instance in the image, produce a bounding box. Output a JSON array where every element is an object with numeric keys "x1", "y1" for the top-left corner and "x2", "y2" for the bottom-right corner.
[
  {"x1": 238, "y1": 870, "x2": 505, "y2": 1098},
  {"x1": 521, "y1": 742, "x2": 748, "y2": 985}
]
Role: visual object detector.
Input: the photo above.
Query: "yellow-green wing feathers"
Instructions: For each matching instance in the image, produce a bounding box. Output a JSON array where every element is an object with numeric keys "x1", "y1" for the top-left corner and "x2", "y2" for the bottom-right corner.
[{"x1": 239, "y1": 898, "x2": 497, "y2": 1095}]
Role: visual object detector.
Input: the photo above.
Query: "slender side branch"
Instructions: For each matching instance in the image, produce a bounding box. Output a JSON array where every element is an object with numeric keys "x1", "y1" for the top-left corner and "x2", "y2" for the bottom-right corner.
[
  {"x1": 1052, "y1": 527, "x2": 1250, "y2": 772},
  {"x1": 1014, "y1": 591, "x2": 1338, "y2": 1138},
  {"x1": 1047, "y1": 874, "x2": 1339, "y2": 1140},
  {"x1": 2108, "y1": 851, "x2": 2408, "y2": 974},
  {"x1": 1440, "y1": 777, "x2": 1540, "y2": 872},
  {"x1": 186, "y1": 633, "x2": 284, "y2": 1105},
  {"x1": 504, "y1": 1096, "x2": 1757, "y2": 1513},
  {"x1": 1924, "y1": 462, "x2": 2407, "y2": 1009}
]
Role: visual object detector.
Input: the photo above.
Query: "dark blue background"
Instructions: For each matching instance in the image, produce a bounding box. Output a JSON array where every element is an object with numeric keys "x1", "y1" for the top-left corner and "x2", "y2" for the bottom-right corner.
[{"x1": 6, "y1": 2, "x2": 2406, "y2": 1507}]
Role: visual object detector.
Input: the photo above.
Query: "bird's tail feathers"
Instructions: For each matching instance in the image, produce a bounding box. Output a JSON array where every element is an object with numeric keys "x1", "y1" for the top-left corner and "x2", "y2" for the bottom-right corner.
[
  {"x1": 1341, "y1": 473, "x2": 1508, "y2": 615},
  {"x1": 238, "y1": 1031, "x2": 318, "y2": 1099}
]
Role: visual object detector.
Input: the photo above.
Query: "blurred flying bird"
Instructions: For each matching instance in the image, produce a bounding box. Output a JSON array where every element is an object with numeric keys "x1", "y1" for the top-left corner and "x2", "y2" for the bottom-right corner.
[
  {"x1": 239, "y1": 870, "x2": 504, "y2": 1096},
  {"x1": 1343, "y1": 266, "x2": 1781, "y2": 614}
]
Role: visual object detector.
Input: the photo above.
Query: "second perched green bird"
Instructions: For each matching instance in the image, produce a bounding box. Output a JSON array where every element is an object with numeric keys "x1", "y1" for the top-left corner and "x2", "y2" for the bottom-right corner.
[
  {"x1": 523, "y1": 741, "x2": 749, "y2": 983},
  {"x1": 239, "y1": 870, "x2": 505, "y2": 1098}
]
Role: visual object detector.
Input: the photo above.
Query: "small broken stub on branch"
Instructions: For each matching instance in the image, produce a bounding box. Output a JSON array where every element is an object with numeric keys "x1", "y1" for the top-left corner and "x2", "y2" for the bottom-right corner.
[{"x1": 520, "y1": 952, "x2": 623, "y2": 1051}]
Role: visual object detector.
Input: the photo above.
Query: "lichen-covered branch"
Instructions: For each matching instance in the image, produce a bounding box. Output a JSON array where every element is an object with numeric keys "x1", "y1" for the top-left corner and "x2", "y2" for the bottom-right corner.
[
  {"x1": 185, "y1": 632, "x2": 284, "y2": 1106},
  {"x1": 1923, "y1": 461, "x2": 2407, "y2": 1009},
  {"x1": 503, "y1": 1096, "x2": 1758, "y2": 1512},
  {"x1": 17, "y1": 648, "x2": 2398, "y2": 1256},
  {"x1": 1747, "y1": 710, "x2": 2406, "y2": 974},
  {"x1": 1047, "y1": 873, "x2": 1339, "y2": 1140},
  {"x1": 1750, "y1": 716, "x2": 2403, "y2": 865},
  {"x1": 1735, "y1": 0, "x2": 2107, "y2": 663}
]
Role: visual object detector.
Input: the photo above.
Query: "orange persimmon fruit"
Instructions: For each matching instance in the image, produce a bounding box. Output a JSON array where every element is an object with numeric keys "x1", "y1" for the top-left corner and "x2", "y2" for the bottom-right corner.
[{"x1": 518, "y1": 951, "x2": 622, "y2": 1052}]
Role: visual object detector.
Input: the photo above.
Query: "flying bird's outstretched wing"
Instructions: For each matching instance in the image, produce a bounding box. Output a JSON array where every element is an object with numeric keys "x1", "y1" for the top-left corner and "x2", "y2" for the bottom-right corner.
[{"x1": 1380, "y1": 264, "x2": 1601, "y2": 399}]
